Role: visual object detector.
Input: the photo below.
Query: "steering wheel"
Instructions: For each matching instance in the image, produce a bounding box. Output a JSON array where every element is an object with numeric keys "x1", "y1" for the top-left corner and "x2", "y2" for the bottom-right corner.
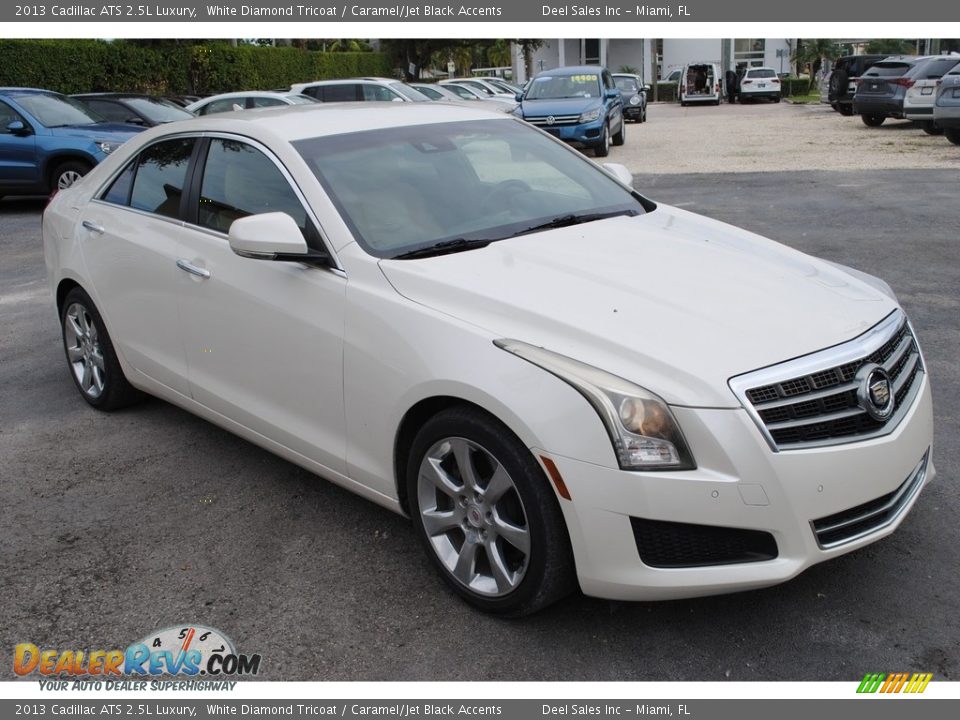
[{"x1": 482, "y1": 180, "x2": 533, "y2": 213}]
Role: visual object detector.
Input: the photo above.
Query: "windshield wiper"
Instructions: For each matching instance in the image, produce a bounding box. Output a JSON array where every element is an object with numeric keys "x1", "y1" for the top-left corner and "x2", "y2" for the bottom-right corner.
[
  {"x1": 392, "y1": 238, "x2": 493, "y2": 260},
  {"x1": 511, "y1": 209, "x2": 638, "y2": 238}
]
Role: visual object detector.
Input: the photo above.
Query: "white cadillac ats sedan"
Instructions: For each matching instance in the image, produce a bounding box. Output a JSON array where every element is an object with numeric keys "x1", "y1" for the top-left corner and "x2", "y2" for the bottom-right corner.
[{"x1": 43, "y1": 103, "x2": 934, "y2": 615}]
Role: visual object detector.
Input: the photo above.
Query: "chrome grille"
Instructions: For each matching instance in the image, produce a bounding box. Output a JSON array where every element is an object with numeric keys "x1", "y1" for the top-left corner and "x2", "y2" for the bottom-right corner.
[
  {"x1": 526, "y1": 114, "x2": 580, "y2": 127},
  {"x1": 729, "y1": 311, "x2": 924, "y2": 450}
]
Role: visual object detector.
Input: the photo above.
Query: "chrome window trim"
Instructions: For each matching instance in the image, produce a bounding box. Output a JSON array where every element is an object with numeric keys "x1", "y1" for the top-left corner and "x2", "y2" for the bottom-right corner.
[{"x1": 728, "y1": 310, "x2": 923, "y2": 452}]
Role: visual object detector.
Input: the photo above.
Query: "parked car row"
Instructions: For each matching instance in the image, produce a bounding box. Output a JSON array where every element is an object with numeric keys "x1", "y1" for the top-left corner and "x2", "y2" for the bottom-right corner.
[
  {"x1": 822, "y1": 53, "x2": 960, "y2": 145},
  {"x1": 1, "y1": 76, "x2": 526, "y2": 201}
]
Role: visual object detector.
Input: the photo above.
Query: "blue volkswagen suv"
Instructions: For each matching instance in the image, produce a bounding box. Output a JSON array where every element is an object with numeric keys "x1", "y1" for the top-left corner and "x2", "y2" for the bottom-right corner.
[
  {"x1": 513, "y1": 66, "x2": 625, "y2": 157},
  {"x1": 0, "y1": 88, "x2": 144, "y2": 200}
]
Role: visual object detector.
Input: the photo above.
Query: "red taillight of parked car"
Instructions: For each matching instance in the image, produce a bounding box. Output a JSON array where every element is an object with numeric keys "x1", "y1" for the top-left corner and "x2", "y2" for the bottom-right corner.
[
  {"x1": 742, "y1": 80, "x2": 753, "y2": 85},
  {"x1": 893, "y1": 78, "x2": 916, "y2": 88},
  {"x1": 772, "y1": 78, "x2": 781, "y2": 84}
]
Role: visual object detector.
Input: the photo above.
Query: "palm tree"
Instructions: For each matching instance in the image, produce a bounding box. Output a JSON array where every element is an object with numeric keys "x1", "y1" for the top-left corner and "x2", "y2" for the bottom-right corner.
[{"x1": 793, "y1": 39, "x2": 841, "y2": 82}]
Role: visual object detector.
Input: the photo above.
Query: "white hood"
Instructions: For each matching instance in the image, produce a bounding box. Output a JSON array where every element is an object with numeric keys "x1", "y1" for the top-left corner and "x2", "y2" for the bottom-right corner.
[{"x1": 379, "y1": 205, "x2": 897, "y2": 407}]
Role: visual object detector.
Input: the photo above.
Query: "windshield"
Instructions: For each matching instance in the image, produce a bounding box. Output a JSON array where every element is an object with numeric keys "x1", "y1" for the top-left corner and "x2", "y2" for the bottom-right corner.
[
  {"x1": 124, "y1": 97, "x2": 194, "y2": 122},
  {"x1": 391, "y1": 83, "x2": 431, "y2": 102},
  {"x1": 614, "y1": 77, "x2": 640, "y2": 92},
  {"x1": 294, "y1": 119, "x2": 647, "y2": 258},
  {"x1": 13, "y1": 92, "x2": 103, "y2": 127},
  {"x1": 865, "y1": 62, "x2": 911, "y2": 77},
  {"x1": 444, "y1": 84, "x2": 482, "y2": 100},
  {"x1": 525, "y1": 73, "x2": 602, "y2": 100},
  {"x1": 486, "y1": 79, "x2": 521, "y2": 94}
]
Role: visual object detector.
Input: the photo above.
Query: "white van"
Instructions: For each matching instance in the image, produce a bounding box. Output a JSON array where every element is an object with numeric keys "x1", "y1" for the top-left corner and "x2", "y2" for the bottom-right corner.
[{"x1": 679, "y1": 62, "x2": 722, "y2": 106}]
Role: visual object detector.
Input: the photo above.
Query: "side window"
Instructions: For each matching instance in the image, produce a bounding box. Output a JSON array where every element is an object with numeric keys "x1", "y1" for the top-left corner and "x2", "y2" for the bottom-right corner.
[
  {"x1": 197, "y1": 139, "x2": 311, "y2": 239},
  {"x1": 252, "y1": 96, "x2": 285, "y2": 108},
  {"x1": 202, "y1": 98, "x2": 244, "y2": 115},
  {"x1": 0, "y1": 100, "x2": 27, "y2": 133},
  {"x1": 362, "y1": 84, "x2": 399, "y2": 101},
  {"x1": 129, "y1": 138, "x2": 195, "y2": 219},
  {"x1": 101, "y1": 160, "x2": 136, "y2": 206},
  {"x1": 322, "y1": 84, "x2": 359, "y2": 102}
]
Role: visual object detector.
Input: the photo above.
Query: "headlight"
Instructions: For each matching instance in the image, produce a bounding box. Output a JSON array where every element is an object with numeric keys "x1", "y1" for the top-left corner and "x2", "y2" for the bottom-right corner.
[
  {"x1": 578, "y1": 107, "x2": 602, "y2": 123},
  {"x1": 96, "y1": 141, "x2": 121, "y2": 155},
  {"x1": 630, "y1": 95, "x2": 641, "y2": 105},
  {"x1": 494, "y1": 340, "x2": 696, "y2": 471}
]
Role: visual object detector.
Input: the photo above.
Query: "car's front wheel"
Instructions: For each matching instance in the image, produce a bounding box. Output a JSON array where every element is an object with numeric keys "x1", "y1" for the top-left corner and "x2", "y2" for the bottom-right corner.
[
  {"x1": 861, "y1": 114, "x2": 885, "y2": 127},
  {"x1": 838, "y1": 104, "x2": 854, "y2": 116},
  {"x1": 407, "y1": 406, "x2": 575, "y2": 616},
  {"x1": 61, "y1": 287, "x2": 142, "y2": 410},
  {"x1": 51, "y1": 160, "x2": 92, "y2": 192}
]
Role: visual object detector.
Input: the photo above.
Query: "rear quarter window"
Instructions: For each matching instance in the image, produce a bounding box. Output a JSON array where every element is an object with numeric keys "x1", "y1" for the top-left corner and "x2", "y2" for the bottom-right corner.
[{"x1": 865, "y1": 63, "x2": 911, "y2": 77}]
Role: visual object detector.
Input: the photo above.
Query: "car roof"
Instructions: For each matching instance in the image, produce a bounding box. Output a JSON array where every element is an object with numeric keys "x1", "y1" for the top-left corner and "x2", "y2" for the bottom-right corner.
[
  {"x1": 134, "y1": 100, "x2": 511, "y2": 143},
  {"x1": 197, "y1": 90, "x2": 299, "y2": 100},
  {"x1": 534, "y1": 65, "x2": 605, "y2": 77},
  {"x1": 72, "y1": 93, "x2": 162, "y2": 99},
  {"x1": 0, "y1": 87, "x2": 62, "y2": 96}
]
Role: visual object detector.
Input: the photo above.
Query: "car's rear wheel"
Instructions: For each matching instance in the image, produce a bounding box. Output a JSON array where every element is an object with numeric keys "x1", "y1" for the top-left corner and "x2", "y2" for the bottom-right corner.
[
  {"x1": 861, "y1": 114, "x2": 885, "y2": 127},
  {"x1": 407, "y1": 406, "x2": 576, "y2": 616},
  {"x1": 838, "y1": 104, "x2": 854, "y2": 116},
  {"x1": 594, "y1": 123, "x2": 611, "y2": 157},
  {"x1": 774, "y1": 96, "x2": 781, "y2": 103},
  {"x1": 612, "y1": 120, "x2": 625, "y2": 146},
  {"x1": 61, "y1": 287, "x2": 143, "y2": 410},
  {"x1": 51, "y1": 160, "x2": 92, "y2": 192},
  {"x1": 946, "y1": 128, "x2": 960, "y2": 146},
  {"x1": 917, "y1": 121, "x2": 944, "y2": 136}
]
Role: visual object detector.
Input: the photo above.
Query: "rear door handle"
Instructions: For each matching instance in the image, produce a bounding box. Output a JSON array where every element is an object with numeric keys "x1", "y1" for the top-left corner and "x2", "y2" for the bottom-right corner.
[
  {"x1": 176, "y1": 259, "x2": 211, "y2": 279},
  {"x1": 81, "y1": 220, "x2": 104, "y2": 234}
]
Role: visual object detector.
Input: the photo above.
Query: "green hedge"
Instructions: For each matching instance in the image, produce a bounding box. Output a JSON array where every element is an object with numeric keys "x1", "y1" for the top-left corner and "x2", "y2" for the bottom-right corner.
[
  {"x1": 777, "y1": 77, "x2": 813, "y2": 97},
  {"x1": 0, "y1": 40, "x2": 391, "y2": 95}
]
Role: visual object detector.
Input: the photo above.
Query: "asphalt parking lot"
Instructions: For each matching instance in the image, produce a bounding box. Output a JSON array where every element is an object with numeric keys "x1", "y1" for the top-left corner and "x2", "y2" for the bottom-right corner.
[{"x1": 2, "y1": 163, "x2": 958, "y2": 680}]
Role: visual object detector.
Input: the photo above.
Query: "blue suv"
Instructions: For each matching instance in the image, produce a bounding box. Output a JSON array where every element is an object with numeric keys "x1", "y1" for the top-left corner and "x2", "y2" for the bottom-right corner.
[
  {"x1": 514, "y1": 66, "x2": 625, "y2": 157},
  {"x1": 0, "y1": 88, "x2": 144, "y2": 200}
]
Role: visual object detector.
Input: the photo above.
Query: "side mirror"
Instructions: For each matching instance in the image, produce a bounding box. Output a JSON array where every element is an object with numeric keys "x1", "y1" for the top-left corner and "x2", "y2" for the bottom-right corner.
[
  {"x1": 644, "y1": 84, "x2": 651, "y2": 92},
  {"x1": 514, "y1": 92, "x2": 524, "y2": 102},
  {"x1": 602, "y1": 162, "x2": 633, "y2": 188},
  {"x1": 7, "y1": 120, "x2": 31, "y2": 136},
  {"x1": 392, "y1": 97, "x2": 404, "y2": 102},
  {"x1": 228, "y1": 212, "x2": 328, "y2": 264},
  {"x1": 126, "y1": 117, "x2": 146, "y2": 126}
]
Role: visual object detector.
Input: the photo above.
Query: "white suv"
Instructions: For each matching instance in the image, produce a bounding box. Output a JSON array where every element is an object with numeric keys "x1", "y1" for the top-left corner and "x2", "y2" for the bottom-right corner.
[
  {"x1": 738, "y1": 67, "x2": 782, "y2": 102},
  {"x1": 904, "y1": 55, "x2": 960, "y2": 134}
]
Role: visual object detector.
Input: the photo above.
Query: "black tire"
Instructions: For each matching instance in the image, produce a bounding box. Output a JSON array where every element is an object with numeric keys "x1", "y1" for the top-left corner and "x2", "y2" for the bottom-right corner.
[
  {"x1": 612, "y1": 119, "x2": 625, "y2": 146},
  {"x1": 946, "y1": 128, "x2": 960, "y2": 146},
  {"x1": 60, "y1": 287, "x2": 143, "y2": 411},
  {"x1": 406, "y1": 406, "x2": 576, "y2": 616},
  {"x1": 862, "y1": 114, "x2": 885, "y2": 127},
  {"x1": 774, "y1": 96, "x2": 781, "y2": 103},
  {"x1": 917, "y1": 121, "x2": 944, "y2": 136},
  {"x1": 829, "y1": 69, "x2": 849, "y2": 102},
  {"x1": 594, "y1": 123, "x2": 610, "y2": 157},
  {"x1": 838, "y1": 103, "x2": 854, "y2": 116},
  {"x1": 640, "y1": 105, "x2": 647, "y2": 123},
  {"x1": 50, "y1": 160, "x2": 92, "y2": 193}
]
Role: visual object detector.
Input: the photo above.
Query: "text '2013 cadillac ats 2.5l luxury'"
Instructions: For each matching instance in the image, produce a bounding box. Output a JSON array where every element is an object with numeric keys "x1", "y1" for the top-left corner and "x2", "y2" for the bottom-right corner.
[{"x1": 43, "y1": 103, "x2": 935, "y2": 615}]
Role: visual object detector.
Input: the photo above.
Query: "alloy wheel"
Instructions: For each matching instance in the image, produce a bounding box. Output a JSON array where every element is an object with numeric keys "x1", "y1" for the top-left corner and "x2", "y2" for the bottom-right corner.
[
  {"x1": 64, "y1": 302, "x2": 106, "y2": 399},
  {"x1": 416, "y1": 436, "x2": 531, "y2": 597}
]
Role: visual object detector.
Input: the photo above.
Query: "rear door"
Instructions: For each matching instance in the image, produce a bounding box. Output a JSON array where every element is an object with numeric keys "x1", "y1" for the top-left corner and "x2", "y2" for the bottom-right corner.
[
  {"x1": 176, "y1": 135, "x2": 347, "y2": 473},
  {"x1": 80, "y1": 136, "x2": 196, "y2": 395}
]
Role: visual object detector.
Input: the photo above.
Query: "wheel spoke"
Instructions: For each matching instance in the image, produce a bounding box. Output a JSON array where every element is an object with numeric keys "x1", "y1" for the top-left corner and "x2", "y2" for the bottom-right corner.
[
  {"x1": 493, "y1": 515, "x2": 530, "y2": 555},
  {"x1": 66, "y1": 313, "x2": 84, "y2": 340},
  {"x1": 422, "y1": 458, "x2": 462, "y2": 499},
  {"x1": 484, "y1": 465, "x2": 512, "y2": 504},
  {"x1": 452, "y1": 540, "x2": 479, "y2": 585},
  {"x1": 451, "y1": 439, "x2": 479, "y2": 491},
  {"x1": 90, "y1": 350, "x2": 105, "y2": 371},
  {"x1": 67, "y1": 345, "x2": 84, "y2": 363},
  {"x1": 80, "y1": 362, "x2": 92, "y2": 392},
  {"x1": 91, "y1": 366, "x2": 105, "y2": 393},
  {"x1": 486, "y1": 539, "x2": 516, "y2": 593},
  {"x1": 421, "y1": 509, "x2": 460, "y2": 537}
]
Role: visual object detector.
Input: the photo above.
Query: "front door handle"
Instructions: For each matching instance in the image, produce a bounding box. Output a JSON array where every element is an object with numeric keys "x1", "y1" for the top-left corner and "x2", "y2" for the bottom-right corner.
[
  {"x1": 176, "y1": 258, "x2": 211, "y2": 279},
  {"x1": 81, "y1": 220, "x2": 104, "y2": 234}
]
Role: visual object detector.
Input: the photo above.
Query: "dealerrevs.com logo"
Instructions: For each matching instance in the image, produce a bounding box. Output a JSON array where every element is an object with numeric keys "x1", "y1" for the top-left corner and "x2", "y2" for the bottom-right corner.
[
  {"x1": 14, "y1": 625, "x2": 261, "y2": 679},
  {"x1": 857, "y1": 672, "x2": 933, "y2": 694}
]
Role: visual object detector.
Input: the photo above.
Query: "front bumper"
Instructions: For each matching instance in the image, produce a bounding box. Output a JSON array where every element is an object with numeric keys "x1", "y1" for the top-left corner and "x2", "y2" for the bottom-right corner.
[
  {"x1": 624, "y1": 106, "x2": 644, "y2": 120},
  {"x1": 535, "y1": 117, "x2": 606, "y2": 147},
  {"x1": 541, "y1": 375, "x2": 934, "y2": 601}
]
